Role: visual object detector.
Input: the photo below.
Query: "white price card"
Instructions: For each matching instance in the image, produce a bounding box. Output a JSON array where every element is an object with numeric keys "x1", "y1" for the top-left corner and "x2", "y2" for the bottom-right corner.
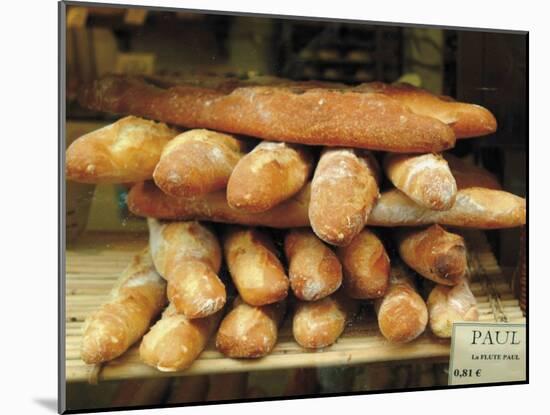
[{"x1": 448, "y1": 323, "x2": 526, "y2": 385}]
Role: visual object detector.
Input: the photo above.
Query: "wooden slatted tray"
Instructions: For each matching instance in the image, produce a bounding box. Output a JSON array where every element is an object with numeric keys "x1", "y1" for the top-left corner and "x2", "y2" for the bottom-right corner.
[{"x1": 64, "y1": 230, "x2": 525, "y2": 383}]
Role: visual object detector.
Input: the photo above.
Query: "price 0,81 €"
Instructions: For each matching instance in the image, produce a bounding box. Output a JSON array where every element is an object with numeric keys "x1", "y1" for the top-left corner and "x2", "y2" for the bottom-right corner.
[{"x1": 453, "y1": 369, "x2": 482, "y2": 378}]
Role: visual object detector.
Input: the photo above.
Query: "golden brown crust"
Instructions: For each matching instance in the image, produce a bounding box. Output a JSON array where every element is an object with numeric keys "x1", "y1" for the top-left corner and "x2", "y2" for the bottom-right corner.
[
  {"x1": 66, "y1": 116, "x2": 177, "y2": 183},
  {"x1": 223, "y1": 227, "x2": 289, "y2": 306},
  {"x1": 369, "y1": 187, "x2": 526, "y2": 229},
  {"x1": 427, "y1": 281, "x2": 479, "y2": 338},
  {"x1": 81, "y1": 248, "x2": 167, "y2": 364},
  {"x1": 309, "y1": 148, "x2": 380, "y2": 246},
  {"x1": 292, "y1": 292, "x2": 358, "y2": 349},
  {"x1": 396, "y1": 225, "x2": 467, "y2": 286},
  {"x1": 284, "y1": 228, "x2": 342, "y2": 301},
  {"x1": 139, "y1": 304, "x2": 222, "y2": 372},
  {"x1": 374, "y1": 266, "x2": 428, "y2": 343},
  {"x1": 128, "y1": 181, "x2": 311, "y2": 228},
  {"x1": 383, "y1": 153, "x2": 457, "y2": 211},
  {"x1": 215, "y1": 297, "x2": 286, "y2": 358},
  {"x1": 128, "y1": 181, "x2": 526, "y2": 229},
  {"x1": 153, "y1": 129, "x2": 247, "y2": 197},
  {"x1": 227, "y1": 141, "x2": 313, "y2": 213},
  {"x1": 79, "y1": 74, "x2": 456, "y2": 152},
  {"x1": 356, "y1": 82, "x2": 497, "y2": 138},
  {"x1": 148, "y1": 219, "x2": 225, "y2": 318},
  {"x1": 336, "y1": 229, "x2": 390, "y2": 299}
]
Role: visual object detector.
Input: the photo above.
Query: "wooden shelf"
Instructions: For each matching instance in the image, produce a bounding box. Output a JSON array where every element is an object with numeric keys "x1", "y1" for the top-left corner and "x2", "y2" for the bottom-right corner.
[{"x1": 64, "y1": 230, "x2": 525, "y2": 383}]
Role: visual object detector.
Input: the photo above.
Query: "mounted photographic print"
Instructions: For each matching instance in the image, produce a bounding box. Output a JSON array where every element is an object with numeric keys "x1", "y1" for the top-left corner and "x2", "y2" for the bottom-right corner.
[{"x1": 59, "y1": 1, "x2": 528, "y2": 412}]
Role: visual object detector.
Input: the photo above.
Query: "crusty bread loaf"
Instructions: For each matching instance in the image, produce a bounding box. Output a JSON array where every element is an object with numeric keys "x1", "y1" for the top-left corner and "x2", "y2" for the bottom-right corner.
[
  {"x1": 81, "y1": 248, "x2": 167, "y2": 364},
  {"x1": 128, "y1": 181, "x2": 526, "y2": 229},
  {"x1": 284, "y1": 228, "x2": 342, "y2": 301},
  {"x1": 395, "y1": 225, "x2": 467, "y2": 286},
  {"x1": 369, "y1": 187, "x2": 526, "y2": 229},
  {"x1": 66, "y1": 116, "x2": 177, "y2": 183},
  {"x1": 227, "y1": 141, "x2": 313, "y2": 213},
  {"x1": 336, "y1": 229, "x2": 390, "y2": 299},
  {"x1": 215, "y1": 297, "x2": 286, "y2": 358},
  {"x1": 128, "y1": 181, "x2": 311, "y2": 228},
  {"x1": 356, "y1": 82, "x2": 497, "y2": 138},
  {"x1": 223, "y1": 227, "x2": 289, "y2": 306},
  {"x1": 153, "y1": 129, "x2": 247, "y2": 197},
  {"x1": 309, "y1": 148, "x2": 380, "y2": 246},
  {"x1": 139, "y1": 303, "x2": 222, "y2": 372},
  {"x1": 374, "y1": 265, "x2": 428, "y2": 343},
  {"x1": 148, "y1": 219, "x2": 225, "y2": 318},
  {"x1": 427, "y1": 281, "x2": 479, "y2": 338},
  {"x1": 292, "y1": 292, "x2": 358, "y2": 349},
  {"x1": 79, "y1": 74, "x2": 456, "y2": 152},
  {"x1": 383, "y1": 153, "x2": 457, "y2": 210}
]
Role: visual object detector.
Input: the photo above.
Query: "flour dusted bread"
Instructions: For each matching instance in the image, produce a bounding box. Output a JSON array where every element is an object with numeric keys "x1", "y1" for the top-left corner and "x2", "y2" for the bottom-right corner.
[
  {"x1": 153, "y1": 129, "x2": 247, "y2": 197},
  {"x1": 337, "y1": 229, "x2": 390, "y2": 299},
  {"x1": 356, "y1": 82, "x2": 497, "y2": 138},
  {"x1": 129, "y1": 180, "x2": 526, "y2": 229},
  {"x1": 139, "y1": 304, "x2": 222, "y2": 372},
  {"x1": 292, "y1": 291, "x2": 358, "y2": 349},
  {"x1": 227, "y1": 141, "x2": 313, "y2": 213},
  {"x1": 309, "y1": 148, "x2": 380, "y2": 246},
  {"x1": 369, "y1": 187, "x2": 526, "y2": 229},
  {"x1": 81, "y1": 248, "x2": 167, "y2": 364},
  {"x1": 284, "y1": 228, "x2": 342, "y2": 301},
  {"x1": 374, "y1": 265, "x2": 428, "y2": 343},
  {"x1": 427, "y1": 281, "x2": 479, "y2": 338},
  {"x1": 215, "y1": 297, "x2": 286, "y2": 358},
  {"x1": 383, "y1": 153, "x2": 457, "y2": 210},
  {"x1": 66, "y1": 116, "x2": 177, "y2": 183},
  {"x1": 396, "y1": 225, "x2": 467, "y2": 286},
  {"x1": 148, "y1": 219, "x2": 225, "y2": 318},
  {"x1": 128, "y1": 181, "x2": 311, "y2": 228},
  {"x1": 223, "y1": 227, "x2": 289, "y2": 306},
  {"x1": 79, "y1": 74, "x2": 457, "y2": 152}
]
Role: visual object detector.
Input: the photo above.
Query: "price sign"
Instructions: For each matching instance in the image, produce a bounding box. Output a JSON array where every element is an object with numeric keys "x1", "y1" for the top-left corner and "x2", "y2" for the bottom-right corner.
[{"x1": 448, "y1": 323, "x2": 526, "y2": 385}]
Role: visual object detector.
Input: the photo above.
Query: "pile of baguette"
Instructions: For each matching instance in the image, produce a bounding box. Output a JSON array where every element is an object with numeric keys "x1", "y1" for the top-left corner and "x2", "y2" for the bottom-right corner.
[{"x1": 68, "y1": 74, "x2": 526, "y2": 373}]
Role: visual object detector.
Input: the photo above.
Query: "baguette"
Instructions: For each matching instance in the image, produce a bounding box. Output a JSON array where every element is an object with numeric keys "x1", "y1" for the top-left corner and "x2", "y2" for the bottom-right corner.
[
  {"x1": 79, "y1": 74, "x2": 456, "y2": 152},
  {"x1": 395, "y1": 225, "x2": 467, "y2": 286},
  {"x1": 81, "y1": 248, "x2": 167, "y2": 364},
  {"x1": 153, "y1": 129, "x2": 247, "y2": 197},
  {"x1": 336, "y1": 229, "x2": 390, "y2": 299},
  {"x1": 128, "y1": 181, "x2": 526, "y2": 229},
  {"x1": 284, "y1": 228, "x2": 342, "y2": 301},
  {"x1": 369, "y1": 187, "x2": 526, "y2": 229},
  {"x1": 139, "y1": 303, "x2": 222, "y2": 372},
  {"x1": 66, "y1": 116, "x2": 177, "y2": 183},
  {"x1": 374, "y1": 265, "x2": 428, "y2": 343},
  {"x1": 309, "y1": 148, "x2": 380, "y2": 246},
  {"x1": 215, "y1": 297, "x2": 286, "y2": 358},
  {"x1": 227, "y1": 141, "x2": 313, "y2": 213},
  {"x1": 292, "y1": 292, "x2": 358, "y2": 349},
  {"x1": 427, "y1": 281, "x2": 479, "y2": 338},
  {"x1": 128, "y1": 180, "x2": 311, "y2": 228},
  {"x1": 356, "y1": 82, "x2": 497, "y2": 138},
  {"x1": 383, "y1": 153, "x2": 457, "y2": 211},
  {"x1": 223, "y1": 227, "x2": 289, "y2": 306},
  {"x1": 148, "y1": 219, "x2": 225, "y2": 318}
]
